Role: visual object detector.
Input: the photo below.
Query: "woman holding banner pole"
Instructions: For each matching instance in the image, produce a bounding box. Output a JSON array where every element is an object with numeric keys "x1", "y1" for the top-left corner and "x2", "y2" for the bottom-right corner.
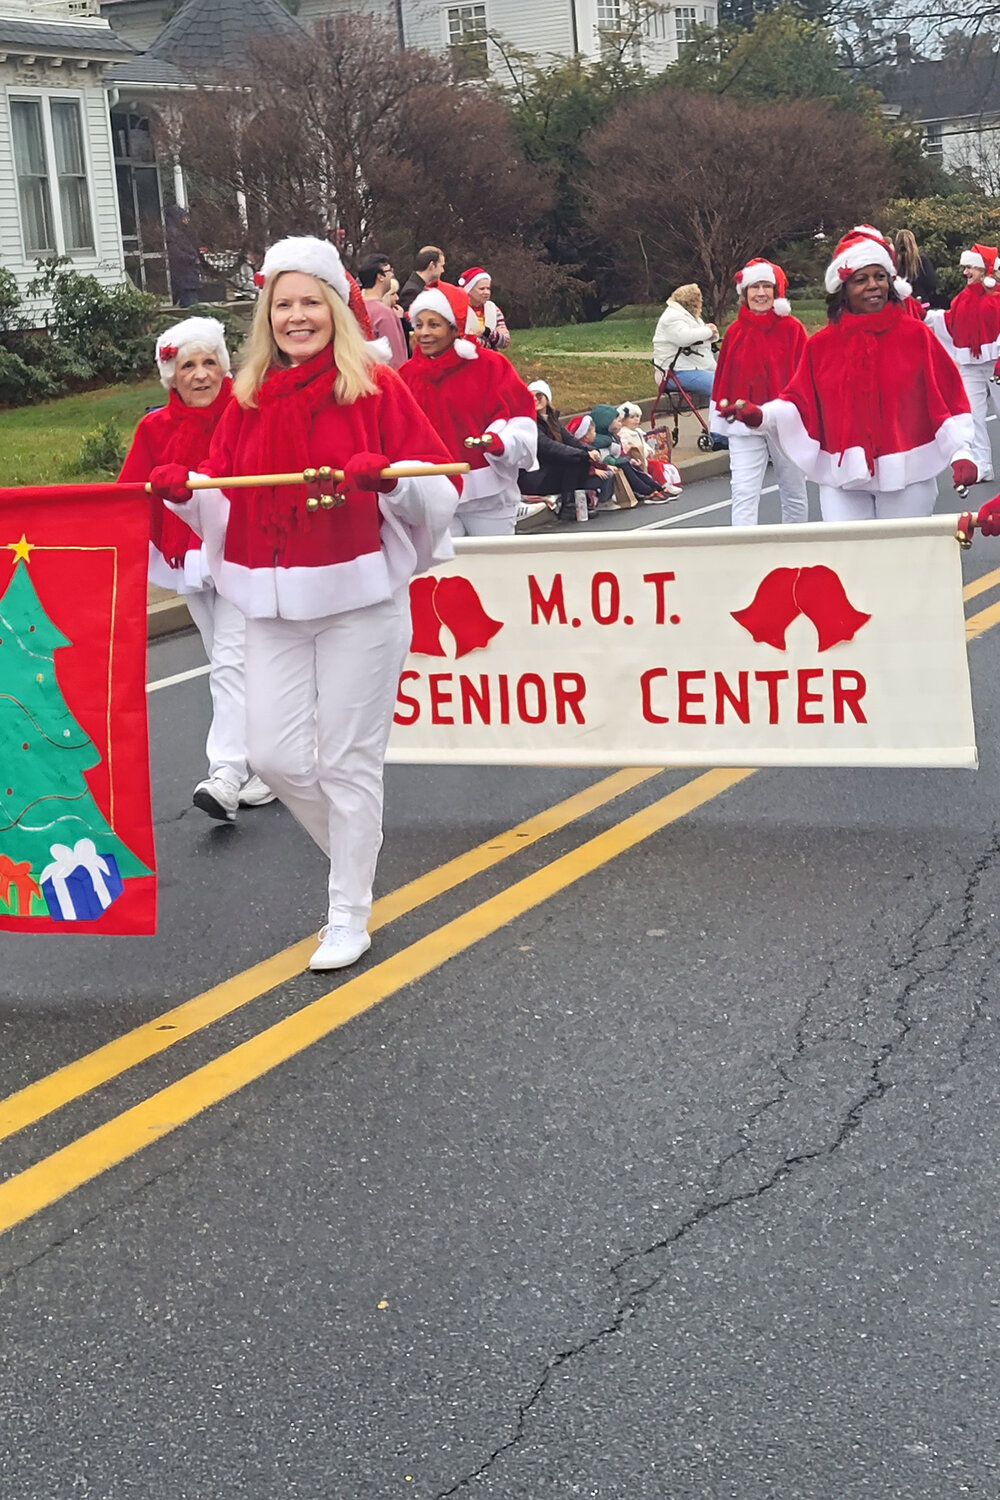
[
  {"x1": 119, "y1": 316, "x2": 274, "y2": 822},
  {"x1": 720, "y1": 226, "x2": 977, "y2": 520},
  {"x1": 149, "y1": 237, "x2": 460, "y2": 972}
]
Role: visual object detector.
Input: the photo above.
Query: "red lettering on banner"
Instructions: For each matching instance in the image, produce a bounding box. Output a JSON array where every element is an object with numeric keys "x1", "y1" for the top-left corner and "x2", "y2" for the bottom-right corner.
[
  {"x1": 797, "y1": 669, "x2": 824, "y2": 724},
  {"x1": 641, "y1": 668, "x2": 670, "y2": 724},
  {"x1": 529, "y1": 574, "x2": 568, "y2": 625},
  {"x1": 461, "y1": 675, "x2": 491, "y2": 725},
  {"x1": 394, "y1": 670, "x2": 420, "y2": 726},
  {"x1": 498, "y1": 675, "x2": 511, "y2": 725},
  {"x1": 517, "y1": 673, "x2": 546, "y2": 723},
  {"x1": 429, "y1": 673, "x2": 454, "y2": 725},
  {"x1": 677, "y1": 670, "x2": 706, "y2": 724},
  {"x1": 833, "y1": 670, "x2": 867, "y2": 723},
  {"x1": 715, "y1": 671, "x2": 750, "y2": 724},
  {"x1": 643, "y1": 572, "x2": 677, "y2": 625},
  {"x1": 591, "y1": 572, "x2": 620, "y2": 625},
  {"x1": 755, "y1": 670, "x2": 789, "y2": 725},
  {"x1": 554, "y1": 674, "x2": 586, "y2": 725}
]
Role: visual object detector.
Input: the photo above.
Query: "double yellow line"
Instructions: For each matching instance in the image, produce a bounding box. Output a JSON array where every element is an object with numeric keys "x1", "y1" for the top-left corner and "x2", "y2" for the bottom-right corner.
[{"x1": 2, "y1": 561, "x2": 1000, "y2": 1240}]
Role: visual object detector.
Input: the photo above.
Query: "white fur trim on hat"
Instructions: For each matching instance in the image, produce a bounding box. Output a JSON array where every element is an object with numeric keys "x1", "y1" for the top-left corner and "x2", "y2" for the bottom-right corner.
[
  {"x1": 156, "y1": 316, "x2": 230, "y2": 390},
  {"x1": 259, "y1": 235, "x2": 351, "y2": 305},
  {"x1": 738, "y1": 261, "x2": 777, "y2": 287},
  {"x1": 459, "y1": 269, "x2": 490, "y2": 294},
  {"x1": 824, "y1": 240, "x2": 897, "y2": 296},
  {"x1": 774, "y1": 297, "x2": 792, "y2": 317},
  {"x1": 961, "y1": 250, "x2": 986, "y2": 270},
  {"x1": 528, "y1": 380, "x2": 552, "y2": 401}
]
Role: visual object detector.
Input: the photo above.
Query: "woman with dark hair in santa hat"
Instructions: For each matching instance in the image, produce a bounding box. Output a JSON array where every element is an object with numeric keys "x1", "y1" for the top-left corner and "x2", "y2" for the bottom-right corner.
[
  {"x1": 398, "y1": 280, "x2": 536, "y2": 536},
  {"x1": 710, "y1": 258, "x2": 808, "y2": 527},
  {"x1": 149, "y1": 236, "x2": 459, "y2": 972},
  {"x1": 720, "y1": 226, "x2": 976, "y2": 521},
  {"x1": 119, "y1": 316, "x2": 274, "y2": 821},
  {"x1": 926, "y1": 244, "x2": 1000, "y2": 484},
  {"x1": 457, "y1": 267, "x2": 511, "y2": 351}
]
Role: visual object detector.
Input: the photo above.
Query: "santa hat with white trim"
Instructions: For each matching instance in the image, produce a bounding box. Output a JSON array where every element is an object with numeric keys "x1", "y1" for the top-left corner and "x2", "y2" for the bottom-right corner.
[
  {"x1": 156, "y1": 316, "x2": 231, "y2": 390},
  {"x1": 565, "y1": 414, "x2": 593, "y2": 439},
  {"x1": 458, "y1": 266, "x2": 491, "y2": 295},
  {"x1": 254, "y1": 235, "x2": 392, "y2": 360},
  {"x1": 735, "y1": 257, "x2": 791, "y2": 316},
  {"x1": 823, "y1": 225, "x2": 912, "y2": 301},
  {"x1": 961, "y1": 243, "x2": 1000, "y2": 287},
  {"x1": 409, "y1": 281, "x2": 479, "y2": 359}
]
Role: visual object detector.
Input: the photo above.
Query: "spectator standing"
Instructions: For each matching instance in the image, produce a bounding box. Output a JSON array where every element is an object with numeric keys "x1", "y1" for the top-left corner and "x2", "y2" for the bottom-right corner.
[
  {"x1": 895, "y1": 229, "x2": 938, "y2": 308},
  {"x1": 358, "y1": 253, "x2": 409, "y2": 369},
  {"x1": 165, "y1": 204, "x2": 203, "y2": 309},
  {"x1": 458, "y1": 267, "x2": 511, "y2": 350},
  {"x1": 399, "y1": 245, "x2": 446, "y2": 315}
]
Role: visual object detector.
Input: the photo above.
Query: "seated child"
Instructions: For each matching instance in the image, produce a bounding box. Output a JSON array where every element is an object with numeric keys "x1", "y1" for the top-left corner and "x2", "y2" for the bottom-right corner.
[
  {"x1": 616, "y1": 402, "x2": 682, "y2": 496},
  {"x1": 590, "y1": 404, "x2": 678, "y2": 505}
]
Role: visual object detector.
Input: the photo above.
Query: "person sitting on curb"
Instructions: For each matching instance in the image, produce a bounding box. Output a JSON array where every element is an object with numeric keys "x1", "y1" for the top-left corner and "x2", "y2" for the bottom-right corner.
[
  {"x1": 517, "y1": 381, "x2": 615, "y2": 519},
  {"x1": 590, "y1": 404, "x2": 675, "y2": 504},
  {"x1": 616, "y1": 402, "x2": 682, "y2": 497}
]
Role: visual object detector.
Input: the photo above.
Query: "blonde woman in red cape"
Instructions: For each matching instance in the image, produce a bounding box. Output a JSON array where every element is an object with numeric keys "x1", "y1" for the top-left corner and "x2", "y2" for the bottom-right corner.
[
  {"x1": 709, "y1": 258, "x2": 808, "y2": 526},
  {"x1": 150, "y1": 236, "x2": 459, "y2": 972},
  {"x1": 720, "y1": 226, "x2": 976, "y2": 520},
  {"x1": 926, "y1": 244, "x2": 1000, "y2": 485}
]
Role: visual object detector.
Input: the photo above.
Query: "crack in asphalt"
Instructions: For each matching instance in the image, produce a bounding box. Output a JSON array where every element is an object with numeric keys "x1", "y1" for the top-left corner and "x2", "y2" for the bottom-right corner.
[{"x1": 433, "y1": 830, "x2": 1000, "y2": 1498}]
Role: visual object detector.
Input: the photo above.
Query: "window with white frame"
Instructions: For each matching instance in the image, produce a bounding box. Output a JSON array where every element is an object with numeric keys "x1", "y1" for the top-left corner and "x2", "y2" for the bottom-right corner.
[
  {"x1": 10, "y1": 93, "x2": 94, "y2": 257},
  {"x1": 924, "y1": 125, "x2": 943, "y2": 157},
  {"x1": 645, "y1": 8, "x2": 669, "y2": 39},
  {"x1": 446, "y1": 4, "x2": 488, "y2": 80},
  {"x1": 597, "y1": 0, "x2": 622, "y2": 28},
  {"x1": 674, "y1": 5, "x2": 698, "y2": 47}
]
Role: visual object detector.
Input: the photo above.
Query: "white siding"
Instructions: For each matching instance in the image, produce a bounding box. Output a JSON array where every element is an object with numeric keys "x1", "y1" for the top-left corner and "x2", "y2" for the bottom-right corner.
[
  {"x1": 0, "y1": 62, "x2": 126, "y2": 323},
  {"x1": 401, "y1": 0, "x2": 573, "y2": 64},
  {"x1": 99, "y1": 0, "x2": 167, "y2": 50},
  {"x1": 298, "y1": 0, "x2": 396, "y2": 26}
]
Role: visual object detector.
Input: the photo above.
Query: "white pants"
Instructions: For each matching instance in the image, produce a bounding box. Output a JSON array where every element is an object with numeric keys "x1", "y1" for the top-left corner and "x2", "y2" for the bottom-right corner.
[
  {"x1": 818, "y1": 480, "x2": 938, "y2": 522},
  {"x1": 450, "y1": 509, "x2": 516, "y2": 537},
  {"x1": 729, "y1": 429, "x2": 808, "y2": 526},
  {"x1": 243, "y1": 591, "x2": 411, "y2": 931},
  {"x1": 959, "y1": 361, "x2": 1000, "y2": 481},
  {"x1": 185, "y1": 587, "x2": 249, "y2": 789}
]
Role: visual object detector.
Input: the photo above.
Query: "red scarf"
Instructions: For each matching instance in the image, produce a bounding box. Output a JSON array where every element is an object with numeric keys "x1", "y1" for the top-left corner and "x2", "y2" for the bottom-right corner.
[
  {"x1": 832, "y1": 301, "x2": 903, "y2": 476},
  {"x1": 252, "y1": 346, "x2": 341, "y2": 544},
  {"x1": 944, "y1": 280, "x2": 1000, "y2": 358},
  {"x1": 158, "y1": 381, "x2": 232, "y2": 567},
  {"x1": 712, "y1": 306, "x2": 806, "y2": 407},
  {"x1": 406, "y1": 344, "x2": 469, "y2": 386}
]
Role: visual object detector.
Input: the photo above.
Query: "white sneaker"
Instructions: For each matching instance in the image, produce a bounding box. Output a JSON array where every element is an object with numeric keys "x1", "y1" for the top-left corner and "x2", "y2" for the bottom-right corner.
[
  {"x1": 308, "y1": 925, "x2": 372, "y2": 972},
  {"x1": 238, "y1": 773, "x2": 277, "y2": 808},
  {"x1": 192, "y1": 776, "x2": 239, "y2": 822}
]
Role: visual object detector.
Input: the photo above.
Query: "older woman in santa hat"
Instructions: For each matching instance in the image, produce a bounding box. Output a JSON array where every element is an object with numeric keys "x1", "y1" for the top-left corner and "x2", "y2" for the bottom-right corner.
[
  {"x1": 150, "y1": 236, "x2": 459, "y2": 972},
  {"x1": 710, "y1": 258, "x2": 808, "y2": 526},
  {"x1": 720, "y1": 227, "x2": 976, "y2": 521},
  {"x1": 926, "y1": 244, "x2": 1000, "y2": 484},
  {"x1": 399, "y1": 280, "x2": 536, "y2": 536},
  {"x1": 457, "y1": 266, "x2": 511, "y2": 351},
  {"x1": 119, "y1": 317, "x2": 273, "y2": 821}
]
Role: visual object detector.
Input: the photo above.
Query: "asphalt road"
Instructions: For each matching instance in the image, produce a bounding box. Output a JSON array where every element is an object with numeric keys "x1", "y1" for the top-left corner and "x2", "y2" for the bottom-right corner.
[{"x1": 3, "y1": 443, "x2": 1000, "y2": 1499}]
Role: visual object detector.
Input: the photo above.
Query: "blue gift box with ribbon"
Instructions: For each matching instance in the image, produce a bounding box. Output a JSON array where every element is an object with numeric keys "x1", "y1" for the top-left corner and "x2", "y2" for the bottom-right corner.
[{"x1": 40, "y1": 839, "x2": 124, "y2": 922}]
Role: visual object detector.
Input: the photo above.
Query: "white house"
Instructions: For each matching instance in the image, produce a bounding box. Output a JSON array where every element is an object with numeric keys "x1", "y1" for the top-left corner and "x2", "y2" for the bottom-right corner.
[
  {"x1": 0, "y1": 0, "x2": 134, "y2": 315},
  {"x1": 880, "y1": 43, "x2": 1000, "y2": 189}
]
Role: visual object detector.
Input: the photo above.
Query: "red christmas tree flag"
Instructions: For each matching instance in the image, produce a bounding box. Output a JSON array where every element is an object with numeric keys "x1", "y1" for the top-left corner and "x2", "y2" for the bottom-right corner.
[{"x1": 0, "y1": 483, "x2": 156, "y2": 934}]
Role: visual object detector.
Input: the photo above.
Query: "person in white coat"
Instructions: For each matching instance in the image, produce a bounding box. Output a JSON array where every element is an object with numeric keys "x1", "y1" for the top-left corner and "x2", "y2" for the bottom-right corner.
[{"x1": 652, "y1": 283, "x2": 719, "y2": 399}]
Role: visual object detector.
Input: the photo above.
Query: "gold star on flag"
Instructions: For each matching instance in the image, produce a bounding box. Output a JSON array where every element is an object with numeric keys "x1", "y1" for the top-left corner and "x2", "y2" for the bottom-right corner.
[{"x1": 7, "y1": 535, "x2": 33, "y2": 562}]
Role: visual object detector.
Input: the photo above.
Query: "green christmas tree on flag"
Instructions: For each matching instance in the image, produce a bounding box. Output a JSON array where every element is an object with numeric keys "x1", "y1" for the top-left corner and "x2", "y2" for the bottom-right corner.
[{"x1": 0, "y1": 543, "x2": 149, "y2": 919}]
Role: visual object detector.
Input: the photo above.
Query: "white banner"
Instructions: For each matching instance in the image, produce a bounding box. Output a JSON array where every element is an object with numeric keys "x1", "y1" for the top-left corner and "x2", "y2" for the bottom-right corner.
[{"x1": 387, "y1": 517, "x2": 977, "y2": 769}]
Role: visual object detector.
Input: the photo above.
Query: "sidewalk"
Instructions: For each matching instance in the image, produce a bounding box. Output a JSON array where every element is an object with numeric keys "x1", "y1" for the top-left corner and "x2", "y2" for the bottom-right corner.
[{"x1": 144, "y1": 414, "x2": 730, "y2": 641}]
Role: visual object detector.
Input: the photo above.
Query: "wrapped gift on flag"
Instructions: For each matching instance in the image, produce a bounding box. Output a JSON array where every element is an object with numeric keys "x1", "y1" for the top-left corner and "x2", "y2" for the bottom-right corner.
[
  {"x1": 0, "y1": 484, "x2": 156, "y2": 935},
  {"x1": 40, "y1": 839, "x2": 124, "y2": 923}
]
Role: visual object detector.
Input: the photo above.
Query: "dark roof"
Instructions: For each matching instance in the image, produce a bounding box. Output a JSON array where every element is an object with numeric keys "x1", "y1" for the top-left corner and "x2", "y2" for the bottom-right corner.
[
  {"x1": 881, "y1": 54, "x2": 1000, "y2": 123},
  {"x1": 148, "y1": 0, "x2": 306, "y2": 72},
  {"x1": 106, "y1": 54, "x2": 187, "y2": 86},
  {"x1": 0, "y1": 17, "x2": 135, "y2": 57}
]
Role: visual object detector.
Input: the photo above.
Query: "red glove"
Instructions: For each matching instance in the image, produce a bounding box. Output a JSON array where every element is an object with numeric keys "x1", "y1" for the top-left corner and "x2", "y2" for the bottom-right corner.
[
  {"x1": 149, "y1": 463, "x2": 192, "y2": 503},
  {"x1": 337, "y1": 451, "x2": 395, "y2": 496},
  {"x1": 718, "y1": 399, "x2": 763, "y2": 428},
  {"x1": 977, "y1": 494, "x2": 1000, "y2": 536},
  {"x1": 479, "y1": 431, "x2": 504, "y2": 455},
  {"x1": 952, "y1": 459, "x2": 978, "y2": 491}
]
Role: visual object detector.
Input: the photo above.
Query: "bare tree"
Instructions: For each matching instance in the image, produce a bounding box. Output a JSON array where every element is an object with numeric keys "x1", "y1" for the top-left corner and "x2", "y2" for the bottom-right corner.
[{"x1": 583, "y1": 88, "x2": 891, "y2": 318}]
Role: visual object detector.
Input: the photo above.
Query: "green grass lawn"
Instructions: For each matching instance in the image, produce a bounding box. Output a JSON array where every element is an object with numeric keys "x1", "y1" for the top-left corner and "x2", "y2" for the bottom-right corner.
[
  {"x1": 0, "y1": 379, "x2": 163, "y2": 486},
  {"x1": 0, "y1": 298, "x2": 831, "y2": 485}
]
